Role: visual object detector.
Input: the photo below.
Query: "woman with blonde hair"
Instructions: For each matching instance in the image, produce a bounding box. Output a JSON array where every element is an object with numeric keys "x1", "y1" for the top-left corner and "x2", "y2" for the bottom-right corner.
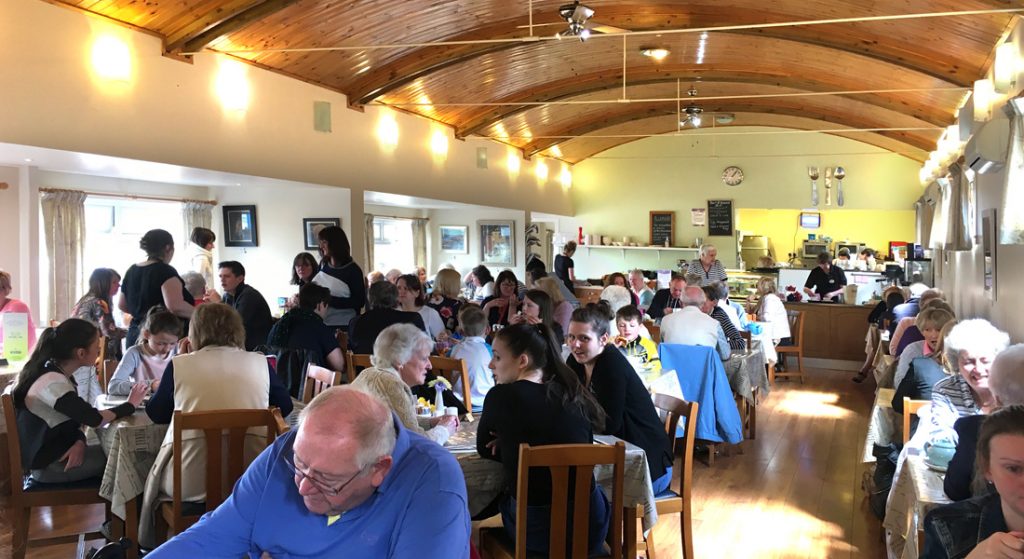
[
  {"x1": 535, "y1": 276, "x2": 573, "y2": 335},
  {"x1": 893, "y1": 320, "x2": 956, "y2": 431},
  {"x1": 753, "y1": 275, "x2": 791, "y2": 371},
  {"x1": 893, "y1": 306, "x2": 956, "y2": 388},
  {"x1": 427, "y1": 268, "x2": 463, "y2": 333}
]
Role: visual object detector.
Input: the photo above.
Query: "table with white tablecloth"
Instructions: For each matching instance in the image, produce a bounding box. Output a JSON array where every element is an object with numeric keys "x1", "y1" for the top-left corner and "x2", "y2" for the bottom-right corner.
[
  {"x1": 448, "y1": 421, "x2": 659, "y2": 533},
  {"x1": 723, "y1": 341, "x2": 769, "y2": 404}
]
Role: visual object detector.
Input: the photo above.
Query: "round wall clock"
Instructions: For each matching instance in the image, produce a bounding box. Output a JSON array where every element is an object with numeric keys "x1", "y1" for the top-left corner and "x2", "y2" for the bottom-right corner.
[{"x1": 722, "y1": 166, "x2": 744, "y2": 186}]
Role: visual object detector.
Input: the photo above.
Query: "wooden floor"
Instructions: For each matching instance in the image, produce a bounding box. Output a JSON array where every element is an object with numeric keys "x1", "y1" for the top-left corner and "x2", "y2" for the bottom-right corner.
[{"x1": 0, "y1": 367, "x2": 885, "y2": 558}]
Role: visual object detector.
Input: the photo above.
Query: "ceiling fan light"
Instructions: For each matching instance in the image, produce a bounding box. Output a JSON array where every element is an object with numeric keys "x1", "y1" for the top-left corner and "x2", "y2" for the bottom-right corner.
[{"x1": 691, "y1": 115, "x2": 702, "y2": 127}]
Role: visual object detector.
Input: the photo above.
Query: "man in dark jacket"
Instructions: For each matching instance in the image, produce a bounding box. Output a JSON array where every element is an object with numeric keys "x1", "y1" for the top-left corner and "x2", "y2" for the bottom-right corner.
[
  {"x1": 944, "y1": 344, "x2": 1024, "y2": 501},
  {"x1": 211, "y1": 261, "x2": 273, "y2": 351},
  {"x1": 647, "y1": 275, "x2": 685, "y2": 321}
]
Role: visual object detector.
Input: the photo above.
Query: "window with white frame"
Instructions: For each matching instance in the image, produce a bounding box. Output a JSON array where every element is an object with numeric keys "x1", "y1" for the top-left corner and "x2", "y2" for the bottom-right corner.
[{"x1": 372, "y1": 217, "x2": 415, "y2": 274}]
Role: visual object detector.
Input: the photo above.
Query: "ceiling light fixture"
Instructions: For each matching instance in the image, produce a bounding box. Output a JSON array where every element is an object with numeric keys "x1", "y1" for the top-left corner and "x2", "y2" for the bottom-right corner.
[
  {"x1": 715, "y1": 114, "x2": 735, "y2": 124},
  {"x1": 681, "y1": 105, "x2": 704, "y2": 128},
  {"x1": 555, "y1": 1, "x2": 595, "y2": 41},
  {"x1": 640, "y1": 47, "x2": 670, "y2": 60}
]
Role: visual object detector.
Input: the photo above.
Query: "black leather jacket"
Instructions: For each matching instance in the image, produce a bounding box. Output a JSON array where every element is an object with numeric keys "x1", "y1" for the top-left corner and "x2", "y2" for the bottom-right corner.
[{"x1": 921, "y1": 493, "x2": 1008, "y2": 558}]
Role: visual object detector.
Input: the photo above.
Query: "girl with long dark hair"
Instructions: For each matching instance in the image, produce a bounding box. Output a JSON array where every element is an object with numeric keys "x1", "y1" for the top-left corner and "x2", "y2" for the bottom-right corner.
[
  {"x1": 508, "y1": 289, "x2": 564, "y2": 344},
  {"x1": 13, "y1": 319, "x2": 146, "y2": 482},
  {"x1": 477, "y1": 322, "x2": 607, "y2": 555},
  {"x1": 72, "y1": 267, "x2": 126, "y2": 359},
  {"x1": 313, "y1": 226, "x2": 366, "y2": 330},
  {"x1": 566, "y1": 302, "x2": 674, "y2": 494}
]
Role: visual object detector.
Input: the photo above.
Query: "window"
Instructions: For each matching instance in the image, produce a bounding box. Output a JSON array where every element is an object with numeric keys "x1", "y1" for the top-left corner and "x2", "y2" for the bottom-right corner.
[{"x1": 372, "y1": 217, "x2": 415, "y2": 273}]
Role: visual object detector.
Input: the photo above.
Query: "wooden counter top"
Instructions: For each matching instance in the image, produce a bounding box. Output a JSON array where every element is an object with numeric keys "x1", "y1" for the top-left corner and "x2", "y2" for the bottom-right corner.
[{"x1": 784, "y1": 302, "x2": 872, "y2": 361}]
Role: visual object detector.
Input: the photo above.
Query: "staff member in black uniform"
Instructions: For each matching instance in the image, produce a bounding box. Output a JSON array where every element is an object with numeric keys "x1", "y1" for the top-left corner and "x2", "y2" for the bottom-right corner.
[{"x1": 803, "y1": 252, "x2": 847, "y2": 302}]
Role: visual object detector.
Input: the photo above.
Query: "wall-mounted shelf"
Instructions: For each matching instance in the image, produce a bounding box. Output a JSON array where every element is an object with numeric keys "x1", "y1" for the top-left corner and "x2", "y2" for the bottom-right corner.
[{"x1": 584, "y1": 245, "x2": 700, "y2": 259}]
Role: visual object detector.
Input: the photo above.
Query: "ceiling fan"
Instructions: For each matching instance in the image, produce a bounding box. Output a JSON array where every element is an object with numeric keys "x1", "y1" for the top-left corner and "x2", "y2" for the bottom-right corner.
[{"x1": 516, "y1": 1, "x2": 630, "y2": 41}]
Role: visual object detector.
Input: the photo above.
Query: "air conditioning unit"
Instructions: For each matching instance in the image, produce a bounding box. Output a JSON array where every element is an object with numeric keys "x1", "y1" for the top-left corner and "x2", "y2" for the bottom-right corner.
[{"x1": 964, "y1": 115, "x2": 1010, "y2": 174}]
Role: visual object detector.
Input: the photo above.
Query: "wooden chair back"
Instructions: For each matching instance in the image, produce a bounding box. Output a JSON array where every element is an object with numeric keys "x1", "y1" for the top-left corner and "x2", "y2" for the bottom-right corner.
[
  {"x1": 574, "y1": 287, "x2": 603, "y2": 306},
  {"x1": 96, "y1": 336, "x2": 108, "y2": 368},
  {"x1": 99, "y1": 359, "x2": 118, "y2": 392},
  {"x1": 303, "y1": 364, "x2": 341, "y2": 404},
  {"x1": 515, "y1": 442, "x2": 625, "y2": 559},
  {"x1": 345, "y1": 351, "x2": 374, "y2": 384},
  {"x1": 2, "y1": 394, "x2": 27, "y2": 501},
  {"x1": 784, "y1": 310, "x2": 804, "y2": 349},
  {"x1": 650, "y1": 394, "x2": 698, "y2": 559},
  {"x1": 646, "y1": 323, "x2": 661, "y2": 343},
  {"x1": 740, "y1": 329, "x2": 752, "y2": 350},
  {"x1": 429, "y1": 355, "x2": 472, "y2": 410},
  {"x1": 903, "y1": 397, "x2": 929, "y2": 445},
  {"x1": 168, "y1": 408, "x2": 288, "y2": 534}
]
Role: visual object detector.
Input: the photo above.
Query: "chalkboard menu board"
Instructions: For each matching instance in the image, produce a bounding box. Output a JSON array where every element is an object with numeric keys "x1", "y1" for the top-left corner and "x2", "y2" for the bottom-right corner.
[
  {"x1": 649, "y1": 211, "x2": 674, "y2": 246},
  {"x1": 707, "y1": 200, "x2": 733, "y2": 237}
]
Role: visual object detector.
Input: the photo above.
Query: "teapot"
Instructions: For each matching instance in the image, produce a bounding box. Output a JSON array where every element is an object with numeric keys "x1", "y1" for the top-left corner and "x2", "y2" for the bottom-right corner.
[{"x1": 924, "y1": 437, "x2": 957, "y2": 468}]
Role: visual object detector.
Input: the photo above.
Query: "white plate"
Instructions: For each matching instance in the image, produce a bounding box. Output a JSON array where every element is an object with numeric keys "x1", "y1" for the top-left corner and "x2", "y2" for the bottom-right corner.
[{"x1": 923, "y1": 459, "x2": 948, "y2": 473}]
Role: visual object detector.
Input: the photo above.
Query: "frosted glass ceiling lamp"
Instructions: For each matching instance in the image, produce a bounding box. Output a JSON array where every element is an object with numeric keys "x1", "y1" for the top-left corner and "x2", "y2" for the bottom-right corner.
[
  {"x1": 974, "y1": 78, "x2": 995, "y2": 122},
  {"x1": 994, "y1": 42, "x2": 1018, "y2": 93}
]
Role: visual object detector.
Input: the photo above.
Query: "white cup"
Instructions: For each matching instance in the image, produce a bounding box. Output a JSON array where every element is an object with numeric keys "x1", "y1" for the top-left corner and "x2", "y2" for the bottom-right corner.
[{"x1": 445, "y1": 406, "x2": 458, "y2": 417}]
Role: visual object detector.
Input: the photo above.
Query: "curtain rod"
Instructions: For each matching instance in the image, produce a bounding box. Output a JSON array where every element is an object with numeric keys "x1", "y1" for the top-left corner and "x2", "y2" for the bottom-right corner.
[
  {"x1": 40, "y1": 187, "x2": 216, "y2": 205},
  {"x1": 368, "y1": 213, "x2": 430, "y2": 221}
]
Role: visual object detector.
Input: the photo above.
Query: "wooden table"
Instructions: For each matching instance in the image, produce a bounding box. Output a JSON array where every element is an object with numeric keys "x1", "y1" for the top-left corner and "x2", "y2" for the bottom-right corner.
[
  {"x1": 783, "y1": 302, "x2": 873, "y2": 361},
  {"x1": 884, "y1": 447, "x2": 952, "y2": 559}
]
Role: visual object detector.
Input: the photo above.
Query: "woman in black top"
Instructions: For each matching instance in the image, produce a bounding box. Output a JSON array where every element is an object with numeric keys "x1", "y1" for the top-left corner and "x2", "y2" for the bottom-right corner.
[
  {"x1": 13, "y1": 319, "x2": 147, "y2": 483},
  {"x1": 566, "y1": 302, "x2": 674, "y2": 494},
  {"x1": 477, "y1": 322, "x2": 608, "y2": 556},
  {"x1": 119, "y1": 229, "x2": 194, "y2": 346},
  {"x1": 554, "y1": 241, "x2": 577, "y2": 293},
  {"x1": 315, "y1": 226, "x2": 366, "y2": 330}
]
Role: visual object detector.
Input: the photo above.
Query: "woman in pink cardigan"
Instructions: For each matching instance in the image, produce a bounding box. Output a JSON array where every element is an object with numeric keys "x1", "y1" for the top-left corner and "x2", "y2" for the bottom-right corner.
[{"x1": 0, "y1": 270, "x2": 37, "y2": 362}]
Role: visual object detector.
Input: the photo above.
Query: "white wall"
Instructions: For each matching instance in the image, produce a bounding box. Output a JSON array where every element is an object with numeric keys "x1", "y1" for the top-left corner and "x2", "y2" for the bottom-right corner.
[
  {"x1": 0, "y1": 166, "x2": 24, "y2": 298},
  {"x1": 213, "y1": 183, "x2": 352, "y2": 308},
  {"x1": 428, "y1": 207, "x2": 527, "y2": 281}
]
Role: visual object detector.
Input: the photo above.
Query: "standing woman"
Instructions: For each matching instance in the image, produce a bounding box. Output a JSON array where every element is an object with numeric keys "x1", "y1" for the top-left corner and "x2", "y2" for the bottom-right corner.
[
  {"x1": 686, "y1": 244, "x2": 728, "y2": 286},
  {"x1": 72, "y1": 267, "x2": 126, "y2": 359},
  {"x1": 188, "y1": 227, "x2": 216, "y2": 290},
  {"x1": 397, "y1": 273, "x2": 445, "y2": 339},
  {"x1": 477, "y1": 323, "x2": 609, "y2": 555},
  {"x1": 554, "y1": 241, "x2": 577, "y2": 293},
  {"x1": 312, "y1": 226, "x2": 366, "y2": 331},
  {"x1": 0, "y1": 270, "x2": 37, "y2": 361},
  {"x1": 120, "y1": 229, "x2": 194, "y2": 347},
  {"x1": 565, "y1": 303, "x2": 674, "y2": 494},
  {"x1": 13, "y1": 319, "x2": 146, "y2": 483},
  {"x1": 427, "y1": 268, "x2": 463, "y2": 333}
]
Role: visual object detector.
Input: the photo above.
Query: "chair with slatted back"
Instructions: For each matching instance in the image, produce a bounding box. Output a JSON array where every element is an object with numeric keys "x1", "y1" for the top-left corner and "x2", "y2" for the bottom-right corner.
[
  {"x1": 640, "y1": 394, "x2": 698, "y2": 559},
  {"x1": 774, "y1": 310, "x2": 805, "y2": 384},
  {"x1": 480, "y1": 442, "x2": 626, "y2": 559},
  {"x1": 99, "y1": 359, "x2": 118, "y2": 393},
  {"x1": 903, "y1": 397, "x2": 930, "y2": 445},
  {"x1": 429, "y1": 355, "x2": 472, "y2": 411},
  {"x1": 303, "y1": 364, "x2": 341, "y2": 404},
  {"x1": 157, "y1": 407, "x2": 288, "y2": 540},
  {"x1": 2, "y1": 394, "x2": 111, "y2": 559},
  {"x1": 345, "y1": 351, "x2": 374, "y2": 384}
]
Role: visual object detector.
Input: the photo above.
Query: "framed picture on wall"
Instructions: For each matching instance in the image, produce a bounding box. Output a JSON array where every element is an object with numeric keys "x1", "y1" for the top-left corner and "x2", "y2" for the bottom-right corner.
[
  {"x1": 303, "y1": 218, "x2": 341, "y2": 250},
  {"x1": 982, "y1": 208, "x2": 997, "y2": 300},
  {"x1": 479, "y1": 220, "x2": 514, "y2": 266},
  {"x1": 440, "y1": 225, "x2": 468, "y2": 254},
  {"x1": 223, "y1": 205, "x2": 258, "y2": 247}
]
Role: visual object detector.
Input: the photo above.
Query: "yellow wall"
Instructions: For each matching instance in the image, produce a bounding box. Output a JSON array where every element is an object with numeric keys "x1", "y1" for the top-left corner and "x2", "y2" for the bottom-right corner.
[{"x1": 737, "y1": 209, "x2": 917, "y2": 261}]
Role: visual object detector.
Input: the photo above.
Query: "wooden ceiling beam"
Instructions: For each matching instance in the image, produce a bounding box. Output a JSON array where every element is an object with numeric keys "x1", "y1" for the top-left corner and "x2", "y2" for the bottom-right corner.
[
  {"x1": 164, "y1": 0, "x2": 302, "y2": 55},
  {"x1": 452, "y1": 72, "x2": 954, "y2": 140},
  {"x1": 520, "y1": 102, "x2": 937, "y2": 157}
]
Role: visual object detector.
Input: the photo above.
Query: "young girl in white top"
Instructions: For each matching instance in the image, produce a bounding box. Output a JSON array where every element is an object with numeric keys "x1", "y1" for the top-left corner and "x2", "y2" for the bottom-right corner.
[{"x1": 108, "y1": 307, "x2": 181, "y2": 395}]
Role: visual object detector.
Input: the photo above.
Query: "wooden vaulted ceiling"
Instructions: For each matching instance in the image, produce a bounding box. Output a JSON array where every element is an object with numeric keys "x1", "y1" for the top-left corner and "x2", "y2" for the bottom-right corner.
[{"x1": 52, "y1": 0, "x2": 1022, "y2": 163}]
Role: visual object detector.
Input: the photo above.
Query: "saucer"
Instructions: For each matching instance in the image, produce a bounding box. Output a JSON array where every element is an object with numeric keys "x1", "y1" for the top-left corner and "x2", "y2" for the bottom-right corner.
[{"x1": 923, "y1": 459, "x2": 949, "y2": 473}]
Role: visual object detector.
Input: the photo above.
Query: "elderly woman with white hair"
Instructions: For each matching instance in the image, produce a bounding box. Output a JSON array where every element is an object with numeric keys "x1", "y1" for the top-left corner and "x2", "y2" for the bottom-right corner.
[
  {"x1": 927, "y1": 319, "x2": 1011, "y2": 442},
  {"x1": 350, "y1": 323, "x2": 459, "y2": 445},
  {"x1": 685, "y1": 244, "x2": 729, "y2": 287}
]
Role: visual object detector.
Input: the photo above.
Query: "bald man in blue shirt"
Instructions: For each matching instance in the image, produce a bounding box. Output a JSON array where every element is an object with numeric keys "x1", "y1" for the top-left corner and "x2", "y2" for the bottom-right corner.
[{"x1": 148, "y1": 386, "x2": 471, "y2": 558}]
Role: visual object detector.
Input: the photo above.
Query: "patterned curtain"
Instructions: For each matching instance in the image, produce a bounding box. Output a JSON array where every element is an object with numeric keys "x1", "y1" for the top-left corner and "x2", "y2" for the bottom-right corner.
[
  {"x1": 412, "y1": 218, "x2": 428, "y2": 270},
  {"x1": 182, "y1": 201, "x2": 214, "y2": 250},
  {"x1": 1001, "y1": 113, "x2": 1024, "y2": 244},
  {"x1": 364, "y1": 214, "x2": 375, "y2": 271},
  {"x1": 41, "y1": 189, "x2": 87, "y2": 322}
]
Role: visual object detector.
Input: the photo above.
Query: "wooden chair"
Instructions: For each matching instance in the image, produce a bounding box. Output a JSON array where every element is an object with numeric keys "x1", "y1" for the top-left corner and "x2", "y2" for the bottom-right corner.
[
  {"x1": 480, "y1": 442, "x2": 626, "y2": 559},
  {"x1": 734, "y1": 386, "x2": 758, "y2": 441},
  {"x1": 641, "y1": 394, "x2": 698, "y2": 559},
  {"x1": 99, "y1": 359, "x2": 119, "y2": 393},
  {"x1": 2, "y1": 394, "x2": 110, "y2": 559},
  {"x1": 429, "y1": 355, "x2": 472, "y2": 411},
  {"x1": 96, "y1": 336, "x2": 108, "y2": 368},
  {"x1": 740, "y1": 329, "x2": 752, "y2": 350},
  {"x1": 158, "y1": 407, "x2": 288, "y2": 541},
  {"x1": 345, "y1": 351, "x2": 374, "y2": 384},
  {"x1": 774, "y1": 310, "x2": 805, "y2": 384},
  {"x1": 303, "y1": 364, "x2": 341, "y2": 404},
  {"x1": 335, "y1": 330, "x2": 349, "y2": 353},
  {"x1": 646, "y1": 323, "x2": 661, "y2": 343},
  {"x1": 902, "y1": 397, "x2": 930, "y2": 445}
]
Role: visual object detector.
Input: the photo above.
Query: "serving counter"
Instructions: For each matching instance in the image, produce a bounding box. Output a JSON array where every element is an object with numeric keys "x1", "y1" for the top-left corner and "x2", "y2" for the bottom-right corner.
[{"x1": 783, "y1": 302, "x2": 873, "y2": 361}]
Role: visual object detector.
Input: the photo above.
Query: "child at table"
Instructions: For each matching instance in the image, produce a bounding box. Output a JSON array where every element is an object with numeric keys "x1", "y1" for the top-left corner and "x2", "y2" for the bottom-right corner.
[
  {"x1": 107, "y1": 307, "x2": 181, "y2": 396},
  {"x1": 613, "y1": 305, "x2": 661, "y2": 373},
  {"x1": 12, "y1": 319, "x2": 147, "y2": 483},
  {"x1": 448, "y1": 305, "x2": 493, "y2": 411}
]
